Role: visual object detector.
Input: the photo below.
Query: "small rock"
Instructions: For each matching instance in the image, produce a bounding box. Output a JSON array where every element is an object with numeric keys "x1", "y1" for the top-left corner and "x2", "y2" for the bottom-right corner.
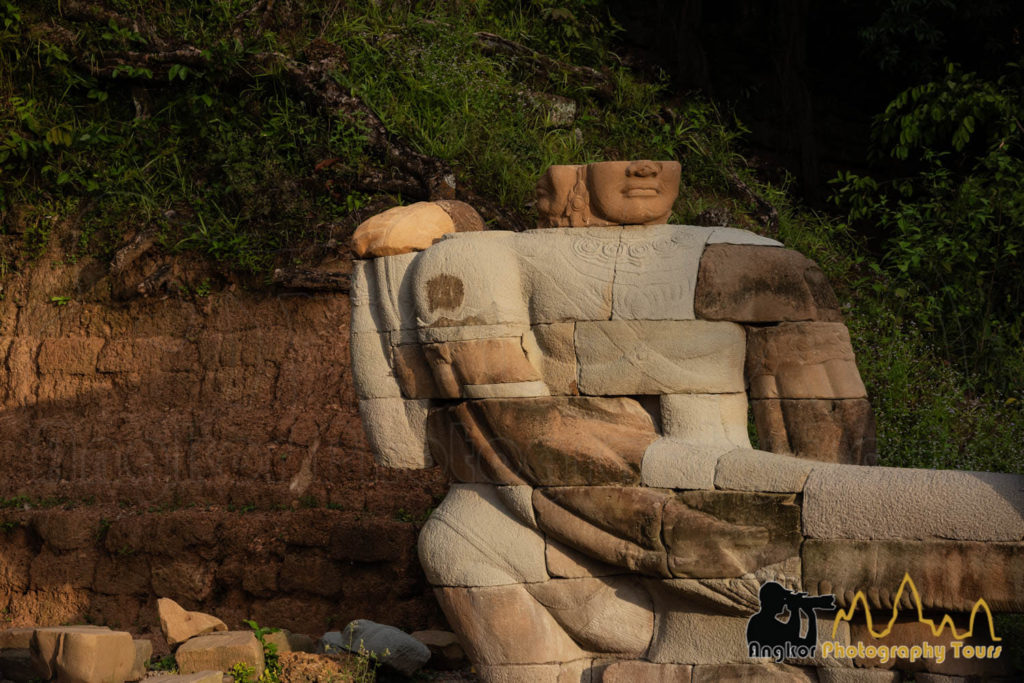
[
  {"x1": 158, "y1": 597, "x2": 228, "y2": 647},
  {"x1": 0, "y1": 649, "x2": 35, "y2": 682},
  {"x1": 263, "y1": 629, "x2": 315, "y2": 654},
  {"x1": 321, "y1": 620, "x2": 430, "y2": 676},
  {"x1": 129, "y1": 639, "x2": 153, "y2": 681},
  {"x1": 411, "y1": 630, "x2": 466, "y2": 670},
  {"x1": 176, "y1": 632, "x2": 264, "y2": 679}
]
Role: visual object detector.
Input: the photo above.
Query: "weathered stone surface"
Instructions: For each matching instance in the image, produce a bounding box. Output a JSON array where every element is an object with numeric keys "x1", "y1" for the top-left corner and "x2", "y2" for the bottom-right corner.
[
  {"x1": 602, "y1": 661, "x2": 693, "y2": 682},
  {"x1": 55, "y1": 629, "x2": 136, "y2": 683},
  {"x1": 419, "y1": 484, "x2": 548, "y2": 587},
  {"x1": 646, "y1": 588, "x2": 753, "y2": 664},
  {"x1": 818, "y1": 670, "x2": 900, "y2": 683},
  {"x1": 434, "y1": 199, "x2": 486, "y2": 233},
  {"x1": 611, "y1": 225, "x2": 713, "y2": 321},
  {"x1": 663, "y1": 491, "x2": 801, "y2": 578},
  {"x1": 371, "y1": 251, "x2": 420, "y2": 333},
  {"x1": 420, "y1": 337, "x2": 543, "y2": 398},
  {"x1": 263, "y1": 629, "x2": 315, "y2": 654},
  {"x1": 545, "y1": 538, "x2": 621, "y2": 579},
  {"x1": 746, "y1": 323, "x2": 866, "y2": 399},
  {"x1": 357, "y1": 397, "x2": 432, "y2": 469},
  {"x1": 534, "y1": 487, "x2": 670, "y2": 578},
  {"x1": 157, "y1": 597, "x2": 228, "y2": 647},
  {"x1": 714, "y1": 449, "x2": 819, "y2": 493},
  {"x1": 391, "y1": 342, "x2": 439, "y2": 398},
  {"x1": 752, "y1": 398, "x2": 877, "y2": 465},
  {"x1": 0, "y1": 649, "x2": 35, "y2": 682},
  {"x1": 576, "y1": 320, "x2": 745, "y2": 395},
  {"x1": 462, "y1": 381, "x2": 550, "y2": 398},
  {"x1": 641, "y1": 439, "x2": 723, "y2": 489},
  {"x1": 847, "y1": 618, "x2": 1010, "y2": 677},
  {"x1": 415, "y1": 322, "x2": 530, "y2": 344},
  {"x1": 340, "y1": 619, "x2": 430, "y2": 676},
  {"x1": 30, "y1": 626, "x2": 110, "y2": 680},
  {"x1": 130, "y1": 639, "x2": 153, "y2": 681},
  {"x1": 803, "y1": 539, "x2": 1024, "y2": 613},
  {"x1": 350, "y1": 331, "x2": 400, "y2": 400},
  {"x1": 433, "y1": 397, "x2": 657, "y2": 486},
  {"x1": 660, "y1": 393, "x2": 751, "y2": 449},
  {"x1": 410, "y1": 630, "x2": 466, "y2": 670},
  {"x1": 0, "y1": 627, "x2": 33, "y2": 649},
  {"x1": 175, "y1": 631, "x2": 264, "y2": 678},
  {"x1": 690, "y1": 663, "x2": 818, "y2": 681},
  {"x1": 474, "y1": 659, "x2": 593, "y2": 683},
  {"x1": 412, "y1": 233, "x2": 530, "y2": 328},
  {"x1": 148, "y1": 672, "x2": 223, "y2": 683},
  {"x1": 495, "y1": 485, "x2": 538, "y2": 530},
  {"x1": 695, "y1": 244, "x2": 842, "y2": 322},
  {"x1": 434, "y1": 584, "x2": 586, "y2": 665},
  {"x1": 352, "y1": 202, "x2": 455, "y2": 258},
  {"x1": 525, "y1": 576, "x2": 654, "y2": 655},
  {"x1": 803, "y1": 467, "x2": 1024, "y2": 541},
  {"x1": 523, "y1": 323, "x2": 578, "y2": 395},
  {"x1": 707, "y1": 227, "x2": 783, "y2": 247}
]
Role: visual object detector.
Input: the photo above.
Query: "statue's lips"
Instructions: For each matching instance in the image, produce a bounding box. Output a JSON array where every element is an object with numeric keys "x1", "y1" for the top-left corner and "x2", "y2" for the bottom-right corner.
[{"x1": 624, "y1": 187, "x2": 661, "y2": 197}]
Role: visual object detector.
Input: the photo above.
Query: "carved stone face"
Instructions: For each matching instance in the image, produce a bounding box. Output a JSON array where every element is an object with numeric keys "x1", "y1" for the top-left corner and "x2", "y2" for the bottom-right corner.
[
  {"x1": 586, "y1": 160, "x2": 681, "y2": 225},
  {"x1": 534, "y1": 165, "x2": 581, "y2": 228}
]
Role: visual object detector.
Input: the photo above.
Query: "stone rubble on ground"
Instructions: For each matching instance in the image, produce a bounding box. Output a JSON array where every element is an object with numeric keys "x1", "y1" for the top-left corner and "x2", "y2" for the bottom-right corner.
[
  {"x1": 319, "y1": 619, "x2": 431, "y2": 675},
  {"x1": 0, "y1": 596, "x2": 382, "y2": 683}
]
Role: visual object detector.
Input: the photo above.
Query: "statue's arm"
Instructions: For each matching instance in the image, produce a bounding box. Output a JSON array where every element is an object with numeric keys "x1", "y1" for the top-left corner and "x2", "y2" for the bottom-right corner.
[{"x1": 695, "y1": 243, "x2": 877, "y2": 465}]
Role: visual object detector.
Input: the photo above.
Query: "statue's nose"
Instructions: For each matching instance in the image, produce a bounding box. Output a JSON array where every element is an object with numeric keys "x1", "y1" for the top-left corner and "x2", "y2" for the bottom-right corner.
[{"x1": 626, "y1": 160, "x2": 660, "y2": 177}]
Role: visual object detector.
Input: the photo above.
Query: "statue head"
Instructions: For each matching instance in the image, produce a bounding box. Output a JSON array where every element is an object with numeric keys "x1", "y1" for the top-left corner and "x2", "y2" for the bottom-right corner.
[{"x1": 535, "y1": 160, "x2": 680, "y2": 228}]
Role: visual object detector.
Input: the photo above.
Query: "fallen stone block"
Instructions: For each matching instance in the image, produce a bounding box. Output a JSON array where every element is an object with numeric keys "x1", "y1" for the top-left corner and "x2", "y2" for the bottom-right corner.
[
  {"x1": 351, "y1": 202, "x2": 455, "y2": 258},
  {"x1": 175, "y1": 631, "x2": 264, "y2": 678},
  {"x1": 30, "y1": 626, "x2": 111, "y2": 681},
  {"x1": 157, "y1": 597, "x2": 228, "y2": 648},
  {"x1": 55, "y1": 629, "x2": 136, "y2": 683},
  {"x1": 0, "y1": 627, "x2": 33, "y2": 649},
  {"x1": 337, "y1": 620, "x2": 431, "y2": 676}
]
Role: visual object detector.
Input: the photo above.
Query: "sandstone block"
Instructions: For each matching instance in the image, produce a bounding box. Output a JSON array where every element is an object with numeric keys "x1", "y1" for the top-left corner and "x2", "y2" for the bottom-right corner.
[
  {"x1": 350, "y1": 331, "x2": 400, "y2": 399},
  {"x1": 434, "y1": 199, "x2": 486, "y2": 233},
  {"x1": 352, "y1": 202, "x2": 455, "y2": 258},
  {"x1": 611, "y1": 225, "x2": 713, "y2": 320},
  {"x1": 474, "y1": 659, "x2": 593, "y2": 683},
  {"x1": 695, "y1": 244, "x2": 842, "y2": 322},
  {"x1": 690, "y1": 663, "x2": 818, "y2": 681},
  {"x1": 130, "y1": 639, "x2": 152, "y2": 681},
  {"x1": 264, "y1": 629, "x2": 315, "y2": 654},
  {"x1": 391, "y1": 343, "x2": 439, "y2": 398},
  {"x1": 175, "y1": 631, "x2": 264, "y2": 678},
  {"x1": 340, "y1": 620, "x2": 430, "y2": 676},
  {"x1": 434, "y1": 584, "x2": 586, "y2": 665},
  {"x1": 646, "y1": 590, "x2": 753, "y2": 664},
  {"x1": 746, "y1": 323, "x2": 866, "y2": 399},
  {"x1": 419, "y1": 484, "x2": 548, "y2": 587},
  {"x1": 462, "y1": 381, "x2": 550, "y2": 398},
  {"x1": 525, "y1": 576, "x2": 654, "y2": 655},
  {"x1": 420, "y1": 337, "x2": 542, "y2": 398},
  {"x1": 412, "y1": 234, "x2": 530, "y2": 328},
  {"x1": 803, "y1": 539, "x2": 1024, "y2": 612},
  {"x1": 707, "y1": 226, "x2": 783, "y2": 247},
  {"x1": 55, "y1": 629, "x2": 136, "y2": 683},
  {"x1": 803, "y1": 467, "x2": 1024, "y2": 541},
  {"x1": 0, "y1": 627, "x2": 33, "y2": 649},
  {"x1": 495, "y1": 485, "x2": 538, "y2": 529},
  {"x1": 148, "y1": 672, "x2": 223, "y2": 683},
  {"x1": 714, "y1": 449, "x2": 819, "y2": 493},
  {"x1": 433, "y1": 397, "x2": 656, "y2": 487},
  {"x1": 523, "y1": 323, "x2": 578, "y2": 395},
  {"x1": 157, "y1": 597, "x2": 228, "y2": 647},
  {"x1": 30, "y1": 626, "x2": 110, "y2": 680},
  {"x1": 602, "y1": 661, "x2": 693, "y2": 682},
  {"x1": 660, "y1": 393, "x2": 751, "y2": 449},
  {"x1": 818, "y1": 670, "x2": 901, "y2": 683},
  {"x1": 357, "y1": 251, "x2": 420, "y2": 334},
  {"x1": 0, "y1": 649, "x2": 34, "y2": 682},
  {"x1": 415, "y1": 322, "x2": 530, "y2": 344},
  {"x1": 641, "y1": 439, "x2": 723, "y2": 489},
  {"x1": 410, "y1": 630, "x2": 466, "y2": 670},
  {"x1": 545, "y1": 538, "x2": 621, "y2": 579},
  {"x1": 752, "y1": 398, "x2": 877, "y2": 465},
  {"x1": 576, "y1": 320, "x2": 745, "y2": 395},
  {"x1": 350, "y1": 258, "x2": 381, "y2": 335},
  {"x1": 663, "y1": 491, "x2": 801, "y2": 578},
  {"x1": 358, "y1": 398, "x2": 432, "y2": 469},
  {"x1": 534, "y1": 487, "x2": 669, "y2": 577}
]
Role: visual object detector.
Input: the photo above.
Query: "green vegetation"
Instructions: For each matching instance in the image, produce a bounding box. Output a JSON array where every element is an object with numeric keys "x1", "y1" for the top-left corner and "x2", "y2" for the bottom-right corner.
[{"x1": 0, "y1": 0, "x2": 1020, "y2": 473}]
